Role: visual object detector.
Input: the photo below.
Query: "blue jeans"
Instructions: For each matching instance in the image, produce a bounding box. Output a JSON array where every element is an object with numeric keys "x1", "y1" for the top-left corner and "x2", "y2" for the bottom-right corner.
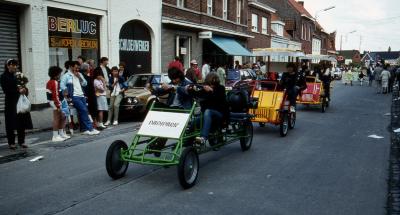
[
  {"x1": 72, "y1": 96, "x2": 93, "y2": 132},
  {"x1": 201, "y1": 109, "x2": 223, "y2": 139}
]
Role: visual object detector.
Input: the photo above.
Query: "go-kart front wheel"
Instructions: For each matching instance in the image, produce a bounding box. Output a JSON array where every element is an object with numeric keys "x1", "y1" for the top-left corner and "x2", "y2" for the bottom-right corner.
[
  {"x1": 240, "y1": 121, "x2": 253, "y2": 151},
  {"x1": 177, "y1": 147, "x2": 199, "y2": 189},
  {"x1": 280, "y1": 113, "x2": 289, "y2": 137},
  {"x1": 106, "y1": 140, "x2": 129, "y2": 180}
]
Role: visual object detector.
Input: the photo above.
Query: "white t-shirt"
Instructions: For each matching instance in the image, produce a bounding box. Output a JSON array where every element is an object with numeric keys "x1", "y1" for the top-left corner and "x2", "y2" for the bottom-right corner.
[
  {"x1": 202, "y1": 64, "x2": 210, "y2": 80},
  {"x1": 111, "y1": 77, "x2": 121, "y2": 96},
  {"x1": 72, "y1": 74, "x2": 84, "y2": 97},
  {"x1": 101, "y1": 65, "x2": 109, "y2": 85}
]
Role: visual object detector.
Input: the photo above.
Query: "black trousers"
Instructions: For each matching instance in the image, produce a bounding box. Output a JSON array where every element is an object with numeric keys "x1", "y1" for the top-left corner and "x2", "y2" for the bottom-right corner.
[{"x1": 6, "y1": 127, "x2": 25, "y2": 145}]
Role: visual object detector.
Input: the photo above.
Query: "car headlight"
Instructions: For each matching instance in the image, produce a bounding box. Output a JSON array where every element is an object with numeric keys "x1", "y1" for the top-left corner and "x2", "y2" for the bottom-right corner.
[{"x1": 127, "y1": 97, "x2": 139, "y2": 105}]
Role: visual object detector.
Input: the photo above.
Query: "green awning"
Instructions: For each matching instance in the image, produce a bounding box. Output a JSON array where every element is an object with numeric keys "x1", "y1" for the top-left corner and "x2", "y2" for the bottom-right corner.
[{"x1": 210, "y1": 36, "x2": 254, "y2": 56}]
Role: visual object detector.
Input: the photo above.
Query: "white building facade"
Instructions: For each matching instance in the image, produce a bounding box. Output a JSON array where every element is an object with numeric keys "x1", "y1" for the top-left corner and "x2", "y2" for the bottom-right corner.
[{"x1": 0, "y1": 0, "x2": 162, "y2": 107}]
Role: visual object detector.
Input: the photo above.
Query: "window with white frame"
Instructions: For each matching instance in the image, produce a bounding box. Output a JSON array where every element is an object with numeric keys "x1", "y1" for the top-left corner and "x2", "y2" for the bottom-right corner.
[
  {"x1": 223, "y1": 0, "x2": 228, "y2": 19},
  {"x1": 252, "y1": 14, "x2": 258, "y2": 32},
  {"x1": 177, "y1": 0, "x2": 184, "y2": 8},
  {"x1": 261, "y1": 17, "x2": 268, "y2": 34},
  {"x1": 207, "y1": 0, "x2": 213, "y2": 15},
  {"x1": 237, "y1": 0, "x2": 242, "y2": 23}
]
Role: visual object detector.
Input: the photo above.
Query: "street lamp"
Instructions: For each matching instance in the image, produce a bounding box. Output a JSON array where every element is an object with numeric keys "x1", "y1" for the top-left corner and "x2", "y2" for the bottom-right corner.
[
  {"x1": 340, "y1": 30, "x2": 357, "y2": 51},
  {"x1": 315, "y1": 6, "x2": 336, "y2": 20}
]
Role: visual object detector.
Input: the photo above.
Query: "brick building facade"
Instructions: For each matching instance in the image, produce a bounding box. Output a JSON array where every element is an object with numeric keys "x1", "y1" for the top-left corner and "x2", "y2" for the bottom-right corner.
[
  {"x1": 162, "y1": 0, "x2": 253, "y2": 71},
  {"x1": 246, "y1": 0, "x2": 275, "y2": 50}
]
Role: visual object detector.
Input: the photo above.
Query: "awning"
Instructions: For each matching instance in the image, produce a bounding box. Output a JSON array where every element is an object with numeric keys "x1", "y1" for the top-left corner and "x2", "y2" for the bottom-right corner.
[
  {"x1": 300, "y1": 54, "x2": 337, "y2": 62},
  {"x1": 210, "y1": 36, "x2": 254, "y2": 56},
  {"x1": 252, "y1": 48, "x2": 305, "y2": 57}
]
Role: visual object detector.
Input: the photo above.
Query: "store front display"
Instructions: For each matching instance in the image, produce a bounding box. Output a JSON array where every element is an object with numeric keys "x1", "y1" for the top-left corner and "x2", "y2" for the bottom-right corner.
[{"x1": 48, "y1": 7, "x2": 100, "y2": 67}]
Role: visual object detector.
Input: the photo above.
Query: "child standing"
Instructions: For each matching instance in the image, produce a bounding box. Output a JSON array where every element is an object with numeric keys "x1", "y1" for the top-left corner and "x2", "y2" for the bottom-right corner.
[
  {"x1": 46, "y1": 66, "x2": 70, "y2": 142},
  {"x1": 94, "y1": 70, "x2": 108, "y2": 129}
]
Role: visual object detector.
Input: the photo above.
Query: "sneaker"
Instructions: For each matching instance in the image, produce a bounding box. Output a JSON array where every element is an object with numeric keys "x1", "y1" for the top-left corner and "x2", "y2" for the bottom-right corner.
[
  {"x1": 290, "y1": 106, "x2": 296, "y2": 113},
  {"x1": 61, "y1": 134, "x2": 71, "y2": 139},
  {"x1": 113, "y1": 121, "x2": 119, "y2": 125},
  {"x1": 82, "y1": 130, "x2": 91, "y2": 135},
  {"x1": 104, "y1": 121, "x2": 111, "y2": 126},
  {"x1": 98, "y1": 124, "x2": 107, "y2": 129},
  {"x1": 52, "y1": 136, "x2": 65, "y2": 142},
  {"x1": 195, "y1": 137, "x2": 206, "y2": 145},
  {"x1": 89, "y1": 129, "x2": 100, "y2": 135}
]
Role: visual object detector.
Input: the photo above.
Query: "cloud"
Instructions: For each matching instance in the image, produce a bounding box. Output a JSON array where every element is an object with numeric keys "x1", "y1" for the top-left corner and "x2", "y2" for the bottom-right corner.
[{"x1": 302, "y1": 0, "x2": 400, "y2": 51}]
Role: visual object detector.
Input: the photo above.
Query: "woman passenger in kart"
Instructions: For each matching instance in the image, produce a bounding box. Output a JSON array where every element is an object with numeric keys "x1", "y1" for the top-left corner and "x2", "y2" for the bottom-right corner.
[
  {"x1": 189, "y1": 73, "x2": 229, "y2": 146},
  {"x1": 280, "y1": 63, "x2": 306, "y2": 113}
]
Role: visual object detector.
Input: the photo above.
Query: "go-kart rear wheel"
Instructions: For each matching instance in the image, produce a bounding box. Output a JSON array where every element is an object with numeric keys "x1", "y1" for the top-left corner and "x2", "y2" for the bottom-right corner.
[
  {"x1": 280, "y1": 114, "x2": 289, "y2": 137},
  {"x1": 289, "y1": 112, "x2": 296, "y2": 129},
  {"x1": 177, "y1": 147, "x2": 199, "y2": 189},
  {"x1": 106, "y1": 140, "x2": 129, "y2": 180},
  {"x1": 240, "y1": 121, "x2": 253, "y2": 151}
]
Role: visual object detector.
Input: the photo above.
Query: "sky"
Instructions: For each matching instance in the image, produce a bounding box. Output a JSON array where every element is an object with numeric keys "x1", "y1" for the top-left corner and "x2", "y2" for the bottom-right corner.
[{"x1": 302, "y1": 0, "x2": 400, "y2": 52}]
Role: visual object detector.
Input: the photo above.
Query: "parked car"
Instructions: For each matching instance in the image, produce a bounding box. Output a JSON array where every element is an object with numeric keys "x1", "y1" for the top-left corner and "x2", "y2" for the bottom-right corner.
[
  {"x1": 225, "y1": 69, "x2": 256, "y2": 91},
  {"x1": 119, "y1": 73, "x2": 170, "y2": 117}
]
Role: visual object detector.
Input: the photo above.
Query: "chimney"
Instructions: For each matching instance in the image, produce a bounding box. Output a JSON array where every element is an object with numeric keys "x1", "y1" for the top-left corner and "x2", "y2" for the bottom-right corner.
[{"x1": 298, "y1": 1, "x2": 304, "y2": 6}]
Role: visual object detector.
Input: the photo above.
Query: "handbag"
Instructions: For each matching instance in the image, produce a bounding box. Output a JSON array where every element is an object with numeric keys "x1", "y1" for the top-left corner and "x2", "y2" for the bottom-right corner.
[{"x1": 17, "y1": 95, "x2": 31, "y2": 114}]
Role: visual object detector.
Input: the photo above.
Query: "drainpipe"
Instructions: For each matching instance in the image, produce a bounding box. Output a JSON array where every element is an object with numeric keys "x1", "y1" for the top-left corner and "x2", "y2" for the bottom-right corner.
[{"x1": 107, "y1": 0, "x2": 112, "y2": 60}]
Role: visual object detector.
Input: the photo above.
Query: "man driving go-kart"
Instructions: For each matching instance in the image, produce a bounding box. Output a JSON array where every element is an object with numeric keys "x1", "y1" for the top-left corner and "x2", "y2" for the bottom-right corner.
[
  {"x1": 148, "y1": 67, "x2": 193, "y2": 109},
  {"x1": 280, "y1": 63, "x2": 306, "y2": 113}
]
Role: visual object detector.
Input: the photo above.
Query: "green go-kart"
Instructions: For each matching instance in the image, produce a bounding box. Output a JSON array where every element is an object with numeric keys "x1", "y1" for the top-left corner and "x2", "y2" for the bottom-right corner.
[{"x1": 105, "y1": 92, "x2": 255, "y2": 189}]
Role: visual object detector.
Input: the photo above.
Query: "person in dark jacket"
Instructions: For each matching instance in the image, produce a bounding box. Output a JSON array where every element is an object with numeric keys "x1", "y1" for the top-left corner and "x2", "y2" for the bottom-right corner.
[
  {"x1": 0, "y1": 59, "x2": 32, "y2": 149},
  {"x1": 280, "y1": 63, "x2": 303, "y2": 113},
  {"x1": 81, "y1": 63, "x2": 98, "y2": 128},
  {"x1": 190, "y1": 72, "x2": 229, "y2": 145}
]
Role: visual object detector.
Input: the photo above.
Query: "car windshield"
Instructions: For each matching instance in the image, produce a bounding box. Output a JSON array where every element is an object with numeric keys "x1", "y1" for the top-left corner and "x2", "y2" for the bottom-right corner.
[
  {"x1": 227, "y1": 69, "x2": 241, "y2": 81},
  {"x1": 127, "y1": 75, "x2": 151, "y2": 88}
]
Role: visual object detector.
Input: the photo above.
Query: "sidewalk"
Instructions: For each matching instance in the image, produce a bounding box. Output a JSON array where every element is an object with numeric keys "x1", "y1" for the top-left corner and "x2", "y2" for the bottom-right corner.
[{"x1": 0, "y1": 107, "x2": 53, "y2": 142}]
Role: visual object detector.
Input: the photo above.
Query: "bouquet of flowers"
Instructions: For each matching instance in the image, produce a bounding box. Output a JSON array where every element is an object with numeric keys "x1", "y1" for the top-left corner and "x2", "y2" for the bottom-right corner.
[{"x1": 15, "y1": 70, "x2": 29, "y2": 89}]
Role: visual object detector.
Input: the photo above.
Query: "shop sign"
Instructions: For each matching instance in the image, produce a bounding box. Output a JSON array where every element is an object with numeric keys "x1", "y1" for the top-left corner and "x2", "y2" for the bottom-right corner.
[
  {"x1": 199, "y1": 31, "x2": 213, "y2": 39},
  {"x1": 47, "y1": 8, "x2": 99, "y2": 49},
  {"x1": 119, "y1": 20, "x2": 152, "y2": 74},
  {"x1": 180, "y1": 47, "x2": 187, "y2": 55}
]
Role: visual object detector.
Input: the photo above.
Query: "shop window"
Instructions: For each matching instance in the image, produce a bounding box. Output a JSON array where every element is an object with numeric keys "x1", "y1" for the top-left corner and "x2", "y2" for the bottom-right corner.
[
  {"x1": 237, "y1": 0, "x2": 242, "y2": 23},
  {"x1": 261, "y1": 17, "x2": 268, "y2": 34},
  {"x1": 48, "y1": 8, "x2": 100, "y2": 68},
  {"x1": 252, "y1": 14, "x2": 258, "y2": 32},
  {"x1": 207, "y1": 0, "x2": 213, "y2": 15}
]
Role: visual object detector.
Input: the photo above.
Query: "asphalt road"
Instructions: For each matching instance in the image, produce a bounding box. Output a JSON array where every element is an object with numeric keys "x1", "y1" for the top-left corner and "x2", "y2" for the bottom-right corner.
[{"x1": 0, "y1": 82, "x2": 392, "y2": 215}]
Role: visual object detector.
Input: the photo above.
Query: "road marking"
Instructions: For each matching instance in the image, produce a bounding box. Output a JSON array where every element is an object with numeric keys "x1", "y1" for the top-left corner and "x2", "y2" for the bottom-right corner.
[
  {"x1": 368, "y1": 134, "x2": 384, "y2": 139},
  {"x1": 29, "y1": 156, "x2": 44, "y2": 162}
]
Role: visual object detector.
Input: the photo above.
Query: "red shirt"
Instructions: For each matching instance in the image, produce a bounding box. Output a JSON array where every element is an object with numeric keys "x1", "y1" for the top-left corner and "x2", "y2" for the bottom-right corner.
[
  {"x1": 168, "y1": 60, "x2": 184, "y2": 73},
  {"x1": 46, "y1": 80, "x2": 61, "y2": 108}
]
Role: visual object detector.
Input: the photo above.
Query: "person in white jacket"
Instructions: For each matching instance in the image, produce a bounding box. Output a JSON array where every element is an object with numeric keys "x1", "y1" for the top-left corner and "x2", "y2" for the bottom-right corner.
[
  {"x1": 381, "y1": 66, "x2": 391, "y2": 94},
  {"x1": 201, "y1": 61, "x2": 210, "y2": 82}
]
